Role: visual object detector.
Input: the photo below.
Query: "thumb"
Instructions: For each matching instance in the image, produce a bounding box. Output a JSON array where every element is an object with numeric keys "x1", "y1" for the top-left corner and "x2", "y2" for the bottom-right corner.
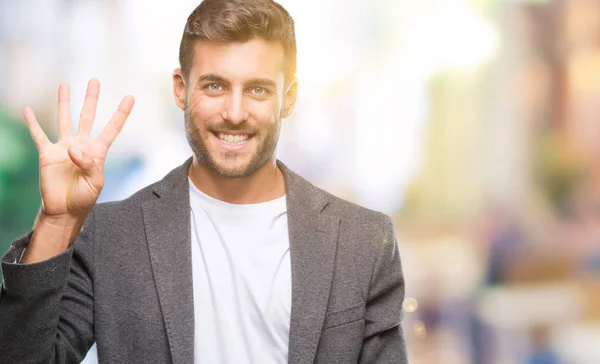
[{"x1": 68, "y1": 146, "x2": 99, "y2": 177}]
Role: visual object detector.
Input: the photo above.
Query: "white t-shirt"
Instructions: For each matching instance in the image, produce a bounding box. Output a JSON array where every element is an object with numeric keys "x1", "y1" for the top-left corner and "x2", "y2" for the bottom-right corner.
[{"x1": 189, "y1": 179, "x2": 291, "y2": 364}]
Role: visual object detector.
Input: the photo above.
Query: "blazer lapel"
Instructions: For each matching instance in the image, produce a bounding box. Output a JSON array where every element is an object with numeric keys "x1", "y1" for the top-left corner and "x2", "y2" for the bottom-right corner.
[
  {"x1": 142, "y1": 159, "x2": 194, "y2": 364},
  {"x1": 279, "y1": 162, "x2": 340, "y2": 364}
]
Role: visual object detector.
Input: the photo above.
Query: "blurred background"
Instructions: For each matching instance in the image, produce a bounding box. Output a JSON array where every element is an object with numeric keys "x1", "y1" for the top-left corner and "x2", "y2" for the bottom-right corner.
[{"x1": 1, "y1": 0, "x2": 599, "y2": 362}]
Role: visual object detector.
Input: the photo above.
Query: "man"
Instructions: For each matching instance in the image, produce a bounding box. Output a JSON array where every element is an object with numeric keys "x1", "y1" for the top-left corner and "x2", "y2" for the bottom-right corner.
[{"x1": 0, "y1": 0, "x2": 407, "y2": 363}]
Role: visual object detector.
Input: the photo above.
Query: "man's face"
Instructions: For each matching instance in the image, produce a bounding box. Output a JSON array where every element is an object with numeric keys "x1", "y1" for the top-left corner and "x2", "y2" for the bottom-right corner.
[{"x1": 175, "y1": 38, "x2": 296, "y2": 178}]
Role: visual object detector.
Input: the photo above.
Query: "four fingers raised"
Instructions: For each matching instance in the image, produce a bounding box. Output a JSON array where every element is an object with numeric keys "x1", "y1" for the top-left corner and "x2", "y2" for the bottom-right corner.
[{"x1": 24, "y1": 79, "x2": 134, "y2": 149}]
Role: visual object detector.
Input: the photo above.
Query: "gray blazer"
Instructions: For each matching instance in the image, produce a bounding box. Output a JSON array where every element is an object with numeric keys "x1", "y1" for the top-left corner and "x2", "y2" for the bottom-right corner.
[{"x1": 0, "y1": 159, "x2": 407, "y2": 364}]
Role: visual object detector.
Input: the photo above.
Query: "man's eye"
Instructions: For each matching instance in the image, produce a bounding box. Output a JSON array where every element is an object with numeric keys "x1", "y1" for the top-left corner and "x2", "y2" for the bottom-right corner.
[
  {"x1": 207, "y1": 83, "x2": 222, "y2": 92},
  {"x1": 251, "y1": 87, "x2": 266, "y2": 95}
]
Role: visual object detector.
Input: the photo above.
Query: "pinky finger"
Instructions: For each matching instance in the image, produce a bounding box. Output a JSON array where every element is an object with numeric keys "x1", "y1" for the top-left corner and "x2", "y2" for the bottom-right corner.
[{"x1": 23, "y1": 107, "x2": 51, "y2": 150}]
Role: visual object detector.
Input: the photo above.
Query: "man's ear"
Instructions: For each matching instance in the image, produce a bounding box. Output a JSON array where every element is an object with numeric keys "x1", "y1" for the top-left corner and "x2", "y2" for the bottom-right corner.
[
  {"x1": 281, "y1": 78, "x2": 298, "y2": 119},
  {"x1": 173, "y1": 68, "x2": 186, "y2": 110}
]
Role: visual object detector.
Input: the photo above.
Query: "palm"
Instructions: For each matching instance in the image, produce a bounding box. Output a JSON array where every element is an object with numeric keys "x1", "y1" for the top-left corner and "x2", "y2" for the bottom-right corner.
[
  {"x1": 39, "y1": 135, "x2": 107, "y2": 216},
  {"x1": 24, "y1": 79, "x2": 134, "y2": 219}
]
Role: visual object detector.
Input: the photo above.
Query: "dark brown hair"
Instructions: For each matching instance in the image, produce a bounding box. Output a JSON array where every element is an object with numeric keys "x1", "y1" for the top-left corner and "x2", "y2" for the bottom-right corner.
[{"x1": 179, "y1": 0, "x2": 296, "y2": 83}]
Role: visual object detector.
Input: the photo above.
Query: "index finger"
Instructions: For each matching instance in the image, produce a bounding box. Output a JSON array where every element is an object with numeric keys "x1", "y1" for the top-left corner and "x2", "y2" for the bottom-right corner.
[{"x1": 98, "y1": 95, "x2": 135, "y2": 146}]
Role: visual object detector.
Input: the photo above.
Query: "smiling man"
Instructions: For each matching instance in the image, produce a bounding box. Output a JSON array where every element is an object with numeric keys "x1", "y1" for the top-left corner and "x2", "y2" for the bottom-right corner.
[{"x1": 0, "y1": 1, "x2": 407, "y2": 363}]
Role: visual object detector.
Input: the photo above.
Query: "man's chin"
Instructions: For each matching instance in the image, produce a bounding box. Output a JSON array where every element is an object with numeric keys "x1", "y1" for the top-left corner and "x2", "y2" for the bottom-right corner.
[
  {"x1": 193, "y1": 145, "x2": 271, "y2": 179},
  {"x1": 213, "y1": 167, "x2": 250, "y2": 179},
  {"x1": 209, "y1": 157, "x2": 255, "y2": 179}
]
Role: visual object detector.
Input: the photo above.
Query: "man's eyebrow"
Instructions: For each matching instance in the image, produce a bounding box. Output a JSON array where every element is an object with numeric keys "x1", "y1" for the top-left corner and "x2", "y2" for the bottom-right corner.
[
  {"x1": 244, "y1": 78, "x2": 277, "y2": 88},
  {"x1": 196, "y1": 74, "x2": 230, "y2": 86},
  {"x1": 195, "y1": 75, "x2": 277, "y2": 89}
]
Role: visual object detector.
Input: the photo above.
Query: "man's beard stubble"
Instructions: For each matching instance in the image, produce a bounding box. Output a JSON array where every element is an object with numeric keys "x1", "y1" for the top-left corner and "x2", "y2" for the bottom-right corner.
[{"x1": 184, "y1": 102, "x2": 281, "y2": 179}]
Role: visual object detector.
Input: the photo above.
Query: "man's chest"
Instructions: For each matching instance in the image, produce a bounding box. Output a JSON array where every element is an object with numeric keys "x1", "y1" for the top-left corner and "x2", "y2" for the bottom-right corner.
[{"x1": 189, "y1": 209, "x2": 292, "y2": 362}]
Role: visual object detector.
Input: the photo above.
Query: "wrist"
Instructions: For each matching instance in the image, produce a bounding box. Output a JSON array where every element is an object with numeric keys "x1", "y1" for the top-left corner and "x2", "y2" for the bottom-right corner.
[
  {"x1": 21, "y1": 211, "x2": 86, "y2": 264},
  {"x1": 37, "y1": 211, "x2": 86, "y2": 230}
]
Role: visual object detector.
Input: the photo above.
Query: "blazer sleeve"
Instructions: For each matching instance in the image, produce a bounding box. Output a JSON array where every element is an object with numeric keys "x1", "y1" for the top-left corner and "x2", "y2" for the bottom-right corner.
[
  {"x1": 0, "y1": 210, "x2": 96, "y2": 364},
  {"x1": 358, "y1": 214, "x2": 408, "y2": 363}
]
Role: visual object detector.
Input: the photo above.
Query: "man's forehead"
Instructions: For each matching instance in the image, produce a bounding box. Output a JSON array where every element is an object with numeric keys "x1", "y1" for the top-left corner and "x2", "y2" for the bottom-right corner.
[{"x1": 190, "y1": 38, "x2": 285, "y2": 79}]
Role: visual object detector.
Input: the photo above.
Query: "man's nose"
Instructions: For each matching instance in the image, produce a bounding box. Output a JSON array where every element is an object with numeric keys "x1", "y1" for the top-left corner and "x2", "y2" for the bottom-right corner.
[{"x1": 222, "y1": 90, "x2": 248, "y2": 124}]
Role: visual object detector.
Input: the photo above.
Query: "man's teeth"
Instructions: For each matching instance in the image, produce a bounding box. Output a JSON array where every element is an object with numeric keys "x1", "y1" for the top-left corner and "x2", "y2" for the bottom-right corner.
[{"x1": 218, "y1": 133, "x2": 249, "y2": 144}]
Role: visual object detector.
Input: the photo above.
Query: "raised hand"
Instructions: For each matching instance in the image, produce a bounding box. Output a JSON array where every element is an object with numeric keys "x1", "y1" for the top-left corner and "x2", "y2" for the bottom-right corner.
[{"x1": 24, "y1": 79, "x2": 135, "y2": 223}]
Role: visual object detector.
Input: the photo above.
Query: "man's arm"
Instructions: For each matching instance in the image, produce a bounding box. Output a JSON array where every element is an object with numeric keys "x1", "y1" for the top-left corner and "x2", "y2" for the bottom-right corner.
[
  {"x1": 0, "y1": 78, "x2": 131, "y2": 364},
  {"x1": 0, "y1": 211, "x2": 96, "y2": 364},
  {"x1": 358, "y1": 215, "x2": 408, "y2": 363}
]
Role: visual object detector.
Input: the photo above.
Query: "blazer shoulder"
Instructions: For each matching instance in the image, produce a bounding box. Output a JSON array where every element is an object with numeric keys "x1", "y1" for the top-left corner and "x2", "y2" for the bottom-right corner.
[
  {"x1": 280, "y1": 160, "x2": 388, "y2": 226},
  {"x1": 95, "y1": 181, "x2": 159, "y2": 214},
  {"x1": 95, "y1": 157, "x2": 192, "y2": 215},
  {"x1": 316, "y1": 186, "x2": 389, "y2": 226}
]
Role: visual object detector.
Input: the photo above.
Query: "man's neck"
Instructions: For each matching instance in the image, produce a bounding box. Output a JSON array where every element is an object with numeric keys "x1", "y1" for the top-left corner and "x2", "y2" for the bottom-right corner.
[{"x1": 188, "y1": 157, "x2": 285, "y2": 204}]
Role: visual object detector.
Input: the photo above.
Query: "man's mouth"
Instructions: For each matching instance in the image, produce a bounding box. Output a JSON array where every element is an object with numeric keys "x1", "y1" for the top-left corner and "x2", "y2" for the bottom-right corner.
[
  {"x1": 217, "y1": 132, "x2": 248, "y2": 145},
  {"x1": 211, "y1": 131, "x2": 254, "y2": 148}
]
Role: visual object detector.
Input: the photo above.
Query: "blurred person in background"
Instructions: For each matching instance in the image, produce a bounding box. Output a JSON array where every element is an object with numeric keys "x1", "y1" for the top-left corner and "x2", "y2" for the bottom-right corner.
[
  {"x1": 526, "y1": 326, "x2": 559, "y2": 364},
  {"x1": 0, "y1": 0, "x2": 407, "y2": 363}
]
